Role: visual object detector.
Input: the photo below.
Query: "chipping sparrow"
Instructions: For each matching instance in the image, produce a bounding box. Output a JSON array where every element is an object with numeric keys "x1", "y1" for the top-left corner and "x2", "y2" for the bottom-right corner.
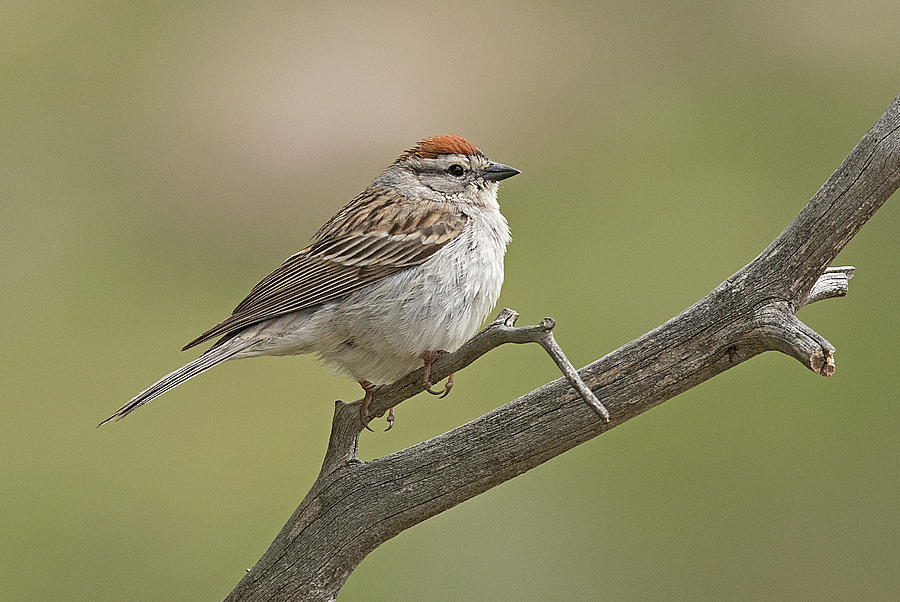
[{"x1": 100, "y1": 135, "x2": 519, "y2": 429}]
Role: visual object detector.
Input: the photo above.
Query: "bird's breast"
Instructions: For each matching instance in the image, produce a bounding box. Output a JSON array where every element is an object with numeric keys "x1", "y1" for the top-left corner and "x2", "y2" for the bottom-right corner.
[{"x1": 315, "y1": 208, "x2": 510, "y2": 382}]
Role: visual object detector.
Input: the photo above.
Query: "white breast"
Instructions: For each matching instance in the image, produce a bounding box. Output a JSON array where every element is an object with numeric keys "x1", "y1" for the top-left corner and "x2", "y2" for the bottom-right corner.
[{"x1": 311, "y1": 205, "x2": 511, "y2": 383}]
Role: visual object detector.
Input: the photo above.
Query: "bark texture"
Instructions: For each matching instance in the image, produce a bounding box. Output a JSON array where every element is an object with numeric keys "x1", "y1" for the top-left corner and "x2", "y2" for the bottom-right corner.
[{"x1": 226, "y1": 95, "x2": 900, "y2": 601}]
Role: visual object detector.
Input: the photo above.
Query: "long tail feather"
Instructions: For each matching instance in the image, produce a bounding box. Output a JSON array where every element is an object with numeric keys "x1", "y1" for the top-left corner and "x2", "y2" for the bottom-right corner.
[{"x1": 98, "y1": 341, "x2": 253, "y2": 427}]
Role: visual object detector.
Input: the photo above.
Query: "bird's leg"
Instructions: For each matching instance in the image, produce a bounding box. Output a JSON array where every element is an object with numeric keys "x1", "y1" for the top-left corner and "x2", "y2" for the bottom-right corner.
[
  {"x1": 419, "y1": 351, "x2": 454, "y2": 399},
  {"x1": 356, "y1": 379, "x2": 383, "y2": 432}
]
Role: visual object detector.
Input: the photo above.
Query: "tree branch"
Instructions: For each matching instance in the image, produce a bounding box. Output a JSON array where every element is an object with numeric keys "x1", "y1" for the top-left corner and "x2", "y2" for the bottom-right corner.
[
  {"x1": 225, "y1": 95, "x2": 900, "y2": 601},
  {"x1": 800, "y1": 266, "x2": 854, "y2": 308},
  {"x1": 319, "y1": 309, "x2": 607, "y2": 476}
]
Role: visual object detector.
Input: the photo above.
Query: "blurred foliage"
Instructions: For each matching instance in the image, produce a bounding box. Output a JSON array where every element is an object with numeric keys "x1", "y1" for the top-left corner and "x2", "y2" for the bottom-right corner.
[{"x1": 2, "y1": 2, "x2": 899, "y2": 600}]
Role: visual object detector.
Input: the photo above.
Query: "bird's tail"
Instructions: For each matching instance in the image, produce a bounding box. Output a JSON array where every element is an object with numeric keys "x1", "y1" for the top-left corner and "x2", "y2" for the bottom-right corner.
[{"x1": 98, "y1": 340, "x2": 253, "y2": 427}]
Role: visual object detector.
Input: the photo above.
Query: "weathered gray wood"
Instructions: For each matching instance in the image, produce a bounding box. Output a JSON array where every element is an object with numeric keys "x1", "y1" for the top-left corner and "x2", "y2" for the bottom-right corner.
[
  {"x1": 801, "y1": 266, "x2": 854, "y2": 307},
  {"x1": 225, "y1": 95, "x2": 900, "y2": 601}
]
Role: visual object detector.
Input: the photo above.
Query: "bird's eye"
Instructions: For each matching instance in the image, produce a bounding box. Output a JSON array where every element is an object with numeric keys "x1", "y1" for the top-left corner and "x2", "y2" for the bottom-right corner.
[{"x1": 448, "y1": 164, "x2": 465, "y2": 177}]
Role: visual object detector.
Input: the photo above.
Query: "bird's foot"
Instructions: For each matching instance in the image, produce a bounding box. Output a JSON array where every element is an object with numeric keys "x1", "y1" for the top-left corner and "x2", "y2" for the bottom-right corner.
[
  {"x1": 420, "y1": 351, "x2": 454, "y2": 398},
  {"x1": 356, "y1": 379, "x2": 384, "y2": 431}
]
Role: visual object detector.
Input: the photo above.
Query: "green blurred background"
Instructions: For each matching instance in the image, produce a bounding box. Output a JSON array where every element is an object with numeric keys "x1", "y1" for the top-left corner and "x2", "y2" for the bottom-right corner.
[{"x1": 3, "y1": 2, "x2": 898, "y2": 600}]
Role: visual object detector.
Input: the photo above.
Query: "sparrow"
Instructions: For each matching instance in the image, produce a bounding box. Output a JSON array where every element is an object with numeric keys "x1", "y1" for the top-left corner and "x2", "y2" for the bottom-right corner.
[{"x1": 99, "y1": 135, "x2": 519, "y2": 430}]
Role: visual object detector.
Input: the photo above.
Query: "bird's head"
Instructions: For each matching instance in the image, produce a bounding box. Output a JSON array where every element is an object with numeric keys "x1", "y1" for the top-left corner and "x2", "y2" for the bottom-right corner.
[{"x1": 377, "y1": 135, "x2": 520, "y2": 206}]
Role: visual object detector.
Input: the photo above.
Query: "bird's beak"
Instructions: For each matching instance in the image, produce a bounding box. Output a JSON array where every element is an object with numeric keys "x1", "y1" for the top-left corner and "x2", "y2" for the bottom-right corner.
[{"x1": 482, "y1": 161, "x2": 521, "y2": 182}]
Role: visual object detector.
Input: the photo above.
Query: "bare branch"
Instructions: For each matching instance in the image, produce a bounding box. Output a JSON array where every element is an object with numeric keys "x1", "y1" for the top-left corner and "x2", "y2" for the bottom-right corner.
[
  {"x1": 800, "y1": 266, "x2": 855, "y2": 308},
  {"x1": 530, "y1": 318, "x2": 610, "y2": 421},
  {"x1": 750, "y1": 301, "x2": 836, "y2": 376},
  {"x1": 225, "y1": 94, "x2": 900, "y2": 602},
  {"x1": 318, "y1": 308, "x2": 608, "y2": 477}
]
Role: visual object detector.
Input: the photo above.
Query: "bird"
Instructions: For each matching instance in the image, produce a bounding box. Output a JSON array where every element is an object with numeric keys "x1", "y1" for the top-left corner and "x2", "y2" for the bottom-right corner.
[{"x1": 99, "y1": 134, "x2": 520, "y2": 430}]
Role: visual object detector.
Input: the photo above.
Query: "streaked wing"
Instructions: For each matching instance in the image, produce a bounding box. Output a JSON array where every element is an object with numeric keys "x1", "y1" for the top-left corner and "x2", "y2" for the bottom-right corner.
[{"x1": 182, "y1": 189, "x2": 467, "y2": 350}]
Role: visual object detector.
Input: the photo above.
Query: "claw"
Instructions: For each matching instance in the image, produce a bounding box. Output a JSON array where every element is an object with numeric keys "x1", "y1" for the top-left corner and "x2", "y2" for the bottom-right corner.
[
  {"x1": 424, "y1": 381, "x2": 445, "y2": 396},
  {"x1": 384, "y1": 407, "x2": 395, "y2": 431}
]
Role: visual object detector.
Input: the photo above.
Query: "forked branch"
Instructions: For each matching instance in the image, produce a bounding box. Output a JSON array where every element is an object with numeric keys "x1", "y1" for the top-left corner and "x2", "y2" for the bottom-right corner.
[
  {"x1": 321, "y1": 309, "x2": 608, "y2": 476},
  {"x1": 226, "y1": 95, "x2": 900, "y2": 601}
]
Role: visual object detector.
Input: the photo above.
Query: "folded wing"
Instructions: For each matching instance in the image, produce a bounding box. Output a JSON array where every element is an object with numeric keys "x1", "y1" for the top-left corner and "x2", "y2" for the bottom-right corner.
[{"x1": 183, "y1": 190, "x2": 467, "y2": 350}]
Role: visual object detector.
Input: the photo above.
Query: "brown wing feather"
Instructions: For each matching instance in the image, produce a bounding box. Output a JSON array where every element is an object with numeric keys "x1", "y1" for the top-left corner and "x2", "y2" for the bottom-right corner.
[{"x1": 182, "y1": 188, "x2": 467, "y2": 350}]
